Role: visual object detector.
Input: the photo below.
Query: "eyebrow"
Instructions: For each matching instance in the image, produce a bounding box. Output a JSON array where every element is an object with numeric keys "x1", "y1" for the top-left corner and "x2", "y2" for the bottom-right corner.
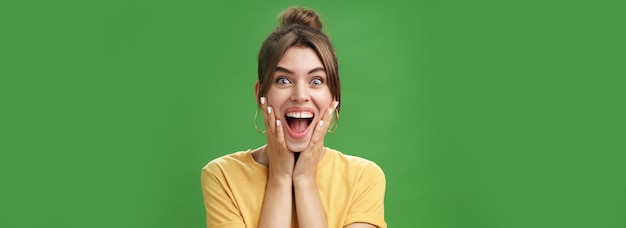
[{"x1": 275, "y1": 66, "x2": 326, "y2": 74}]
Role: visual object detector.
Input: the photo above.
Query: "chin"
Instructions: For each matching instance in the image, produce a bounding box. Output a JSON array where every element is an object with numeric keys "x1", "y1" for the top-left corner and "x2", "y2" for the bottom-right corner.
[{"x1": 286, "y1": 141, "x2": 309, "y2": 153}]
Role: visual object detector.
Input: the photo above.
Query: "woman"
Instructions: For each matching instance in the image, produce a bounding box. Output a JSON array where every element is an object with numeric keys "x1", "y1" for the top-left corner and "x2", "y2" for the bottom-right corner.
[{"x1": 201, "y1": 6, "x2": 386, "y2": 228}]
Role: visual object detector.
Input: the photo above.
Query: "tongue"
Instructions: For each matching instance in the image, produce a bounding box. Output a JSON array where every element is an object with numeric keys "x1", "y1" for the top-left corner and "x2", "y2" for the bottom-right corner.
[{"x1": 290, "y1": 119, "x2": 309, "y2": 133}]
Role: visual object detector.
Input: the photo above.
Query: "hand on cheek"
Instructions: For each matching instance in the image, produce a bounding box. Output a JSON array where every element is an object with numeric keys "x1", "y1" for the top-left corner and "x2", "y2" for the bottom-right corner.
[
  {"x1": 260, "y1": 97, "x2": 294, "y2": 179},
  {"x1": 293, "y1": 101, "x2": 339, "y2": 181}
]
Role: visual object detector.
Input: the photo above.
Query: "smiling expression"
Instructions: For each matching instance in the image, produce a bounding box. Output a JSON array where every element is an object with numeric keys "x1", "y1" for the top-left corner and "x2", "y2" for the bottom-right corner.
[{"x1": 261, "y1": 46, "x2": 334, "y2": 152}]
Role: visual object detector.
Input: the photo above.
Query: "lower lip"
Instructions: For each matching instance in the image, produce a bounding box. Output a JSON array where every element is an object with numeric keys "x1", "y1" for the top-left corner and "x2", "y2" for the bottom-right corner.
[{"x1": 285, "y1": 121, "x2": 311, "y2": 139}]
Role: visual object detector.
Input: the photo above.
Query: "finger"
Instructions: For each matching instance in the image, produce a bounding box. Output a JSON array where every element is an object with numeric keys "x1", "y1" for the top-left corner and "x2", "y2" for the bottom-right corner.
[
  {"x1": 321, "y1": 100, "x2": 338, "y2": 132},
  {"x1": 266, "y1": 105, "x2": 276, "y2": 135},
  {"x1": 259, "y1": 96, "x2": 266, "y2": 126},
  {"x1": 275, "y1": 115, "x2": 286, "y2": 148},
  {"x1": 311, "y1": 101, "x2": 338, "y2": 145},
  {"x1": 267, "y1": 100, "x2": 289, "y2": 151},
  {"x1": 259, "y1": 96, "x2": 275, "y2": 135}
]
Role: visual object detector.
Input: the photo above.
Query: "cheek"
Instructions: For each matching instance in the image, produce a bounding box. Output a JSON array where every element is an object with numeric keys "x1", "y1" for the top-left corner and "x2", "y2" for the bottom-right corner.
[
  {"x1": 265, "y1": 90, "x2": 288, "y2": 107},
  {"x1": 313, "y1": 91, "x2": 333, "y2": 108}
]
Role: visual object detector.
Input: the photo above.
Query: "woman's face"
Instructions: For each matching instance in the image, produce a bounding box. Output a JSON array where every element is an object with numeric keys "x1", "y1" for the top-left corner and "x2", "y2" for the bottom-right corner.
[{"x1": 263, "y1": 46, "x2": 334, "y2": 152}]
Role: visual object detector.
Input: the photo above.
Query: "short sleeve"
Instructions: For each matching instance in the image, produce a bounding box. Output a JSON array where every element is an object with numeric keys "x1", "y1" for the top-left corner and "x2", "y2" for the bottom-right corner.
[
  {"x1": 344, "y1": 162, "x2": 387, "y2": 228},
  {"x1": 201, "y1": 162, "x2": 246, "y2": 228}
]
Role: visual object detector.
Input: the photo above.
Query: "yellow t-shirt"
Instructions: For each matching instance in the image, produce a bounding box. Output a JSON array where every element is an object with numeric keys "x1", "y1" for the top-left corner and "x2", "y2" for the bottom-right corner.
[{"x1": 201, "y1": 147, "x2": 386, "y2": 228}]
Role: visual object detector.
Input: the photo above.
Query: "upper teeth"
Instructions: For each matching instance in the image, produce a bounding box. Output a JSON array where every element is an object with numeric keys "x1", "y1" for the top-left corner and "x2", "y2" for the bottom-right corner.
[{"x1": 286, "y1": 111, "x2": 313, "y2": 118}]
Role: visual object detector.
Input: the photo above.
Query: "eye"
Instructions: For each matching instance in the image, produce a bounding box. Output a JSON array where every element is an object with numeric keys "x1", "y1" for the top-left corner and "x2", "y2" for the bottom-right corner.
[
  {"x1": 277, "y1": 77, "x2": 291, "y2": 85},
  {"x1": 311, "y1": 78, "x2": 323, "y2": 85}
]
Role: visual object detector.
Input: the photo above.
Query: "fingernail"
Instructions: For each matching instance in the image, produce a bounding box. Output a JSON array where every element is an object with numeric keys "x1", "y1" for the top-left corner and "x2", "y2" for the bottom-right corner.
[
  {"x1": 319, "y1": 120, "x2": 324, "y2": 127},
  {"x1": 276, "y1": 120, "x2": 280, "y2": 126},
  {"x1": 328, "y1": 108, "x2": 333, "y2": 115},
  {"x1": 260, "y1": 97, "x2": 265, "y2": 104},
  {"x1": 267, "y1": 106, "x2": 272, "y2": 114},
  {"x1": 334, "y1": 101, "x2": 339, "y2": 108}
]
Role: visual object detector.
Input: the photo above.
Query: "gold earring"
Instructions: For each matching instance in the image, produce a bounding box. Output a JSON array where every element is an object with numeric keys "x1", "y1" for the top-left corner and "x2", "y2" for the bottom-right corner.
[
  {"x1": 254, "y1": 107, "x2": 266, "y2": 134},
  {"x1": 328, "y1": 109, "x2": 339, "y2": 133}
]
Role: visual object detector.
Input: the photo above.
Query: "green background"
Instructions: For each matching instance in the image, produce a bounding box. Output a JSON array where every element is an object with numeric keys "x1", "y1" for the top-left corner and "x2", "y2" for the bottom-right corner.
[{"x1": 2, "y1": 0, "x2": 624, "y2": 227}]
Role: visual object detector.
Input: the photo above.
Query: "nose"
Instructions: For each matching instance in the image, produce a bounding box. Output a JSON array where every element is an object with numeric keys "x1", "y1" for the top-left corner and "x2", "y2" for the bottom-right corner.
[{"x1": 290, "y1": 83, "x2": 310, "y2": 103}]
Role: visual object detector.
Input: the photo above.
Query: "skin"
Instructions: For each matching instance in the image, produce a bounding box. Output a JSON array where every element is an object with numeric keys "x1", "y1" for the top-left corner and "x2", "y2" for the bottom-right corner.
[{"x1": 253, "y1": 47, "x2": 376, "y2": 228}]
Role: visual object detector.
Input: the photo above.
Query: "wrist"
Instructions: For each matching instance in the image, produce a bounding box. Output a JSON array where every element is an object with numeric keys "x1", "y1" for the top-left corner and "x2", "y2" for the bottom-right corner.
[
  {"x1": 293, "y1": 175, "x2": 317, "y2": 189},
  {"x1": 268, "y1": 172, "x2": 293, "y2": 187}
]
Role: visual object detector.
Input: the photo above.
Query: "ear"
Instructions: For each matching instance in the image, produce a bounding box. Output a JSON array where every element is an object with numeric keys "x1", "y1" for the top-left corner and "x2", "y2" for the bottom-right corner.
[{"x1": 254, "y1": 81, "x2": 260, "y2": 104}]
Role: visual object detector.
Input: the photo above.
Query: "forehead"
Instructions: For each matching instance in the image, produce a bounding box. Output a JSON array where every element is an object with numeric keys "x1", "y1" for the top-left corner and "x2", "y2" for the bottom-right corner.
[{"x1": 276, "y1": 46, "x2": 324, "y2": 74}]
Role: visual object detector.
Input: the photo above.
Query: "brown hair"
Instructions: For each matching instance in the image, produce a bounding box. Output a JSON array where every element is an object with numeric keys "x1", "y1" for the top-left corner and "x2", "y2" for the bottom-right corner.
[{"x1": 257, "y1": 6, "x2": 341, "y2": 111}]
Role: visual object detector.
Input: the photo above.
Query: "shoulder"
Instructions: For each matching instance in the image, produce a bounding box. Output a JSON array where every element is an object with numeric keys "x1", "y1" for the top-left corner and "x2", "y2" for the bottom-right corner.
[
  {"x1": 326, "y1": 148, "x2": 385, "y2": 179},
  {"x1": 326, "y1": 149, "x2": 387, "y2": 227},
  {"x1": 201, "y1": 150, "x2": 256, "y2": 175}
]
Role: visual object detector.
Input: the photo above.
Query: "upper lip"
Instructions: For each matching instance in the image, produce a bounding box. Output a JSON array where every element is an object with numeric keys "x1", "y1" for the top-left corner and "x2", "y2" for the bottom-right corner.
[{"x1": 283, "y1": 107, "x2": 316, "y2": 116}]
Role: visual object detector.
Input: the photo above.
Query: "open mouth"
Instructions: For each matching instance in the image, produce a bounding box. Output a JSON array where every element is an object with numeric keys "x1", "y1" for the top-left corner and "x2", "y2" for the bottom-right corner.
[{"x1": 285, "y1": 111, "x2": 314, "y2": 135}]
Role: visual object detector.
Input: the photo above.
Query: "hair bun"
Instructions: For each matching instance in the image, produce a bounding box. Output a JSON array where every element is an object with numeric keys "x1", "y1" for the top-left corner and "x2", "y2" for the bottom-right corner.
[{"x1": 279, "y1": 6, "x2": 322, "y2": 30}]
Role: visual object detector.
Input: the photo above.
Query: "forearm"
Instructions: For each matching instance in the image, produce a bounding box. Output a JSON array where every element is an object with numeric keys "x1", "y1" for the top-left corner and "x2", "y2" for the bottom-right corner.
[
  {"x1": 294, "y1": 177, "x2": 327, "y2": 228},
  {"x1": 258, "y1": 175, "x2": 293, "y2": 228}
]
